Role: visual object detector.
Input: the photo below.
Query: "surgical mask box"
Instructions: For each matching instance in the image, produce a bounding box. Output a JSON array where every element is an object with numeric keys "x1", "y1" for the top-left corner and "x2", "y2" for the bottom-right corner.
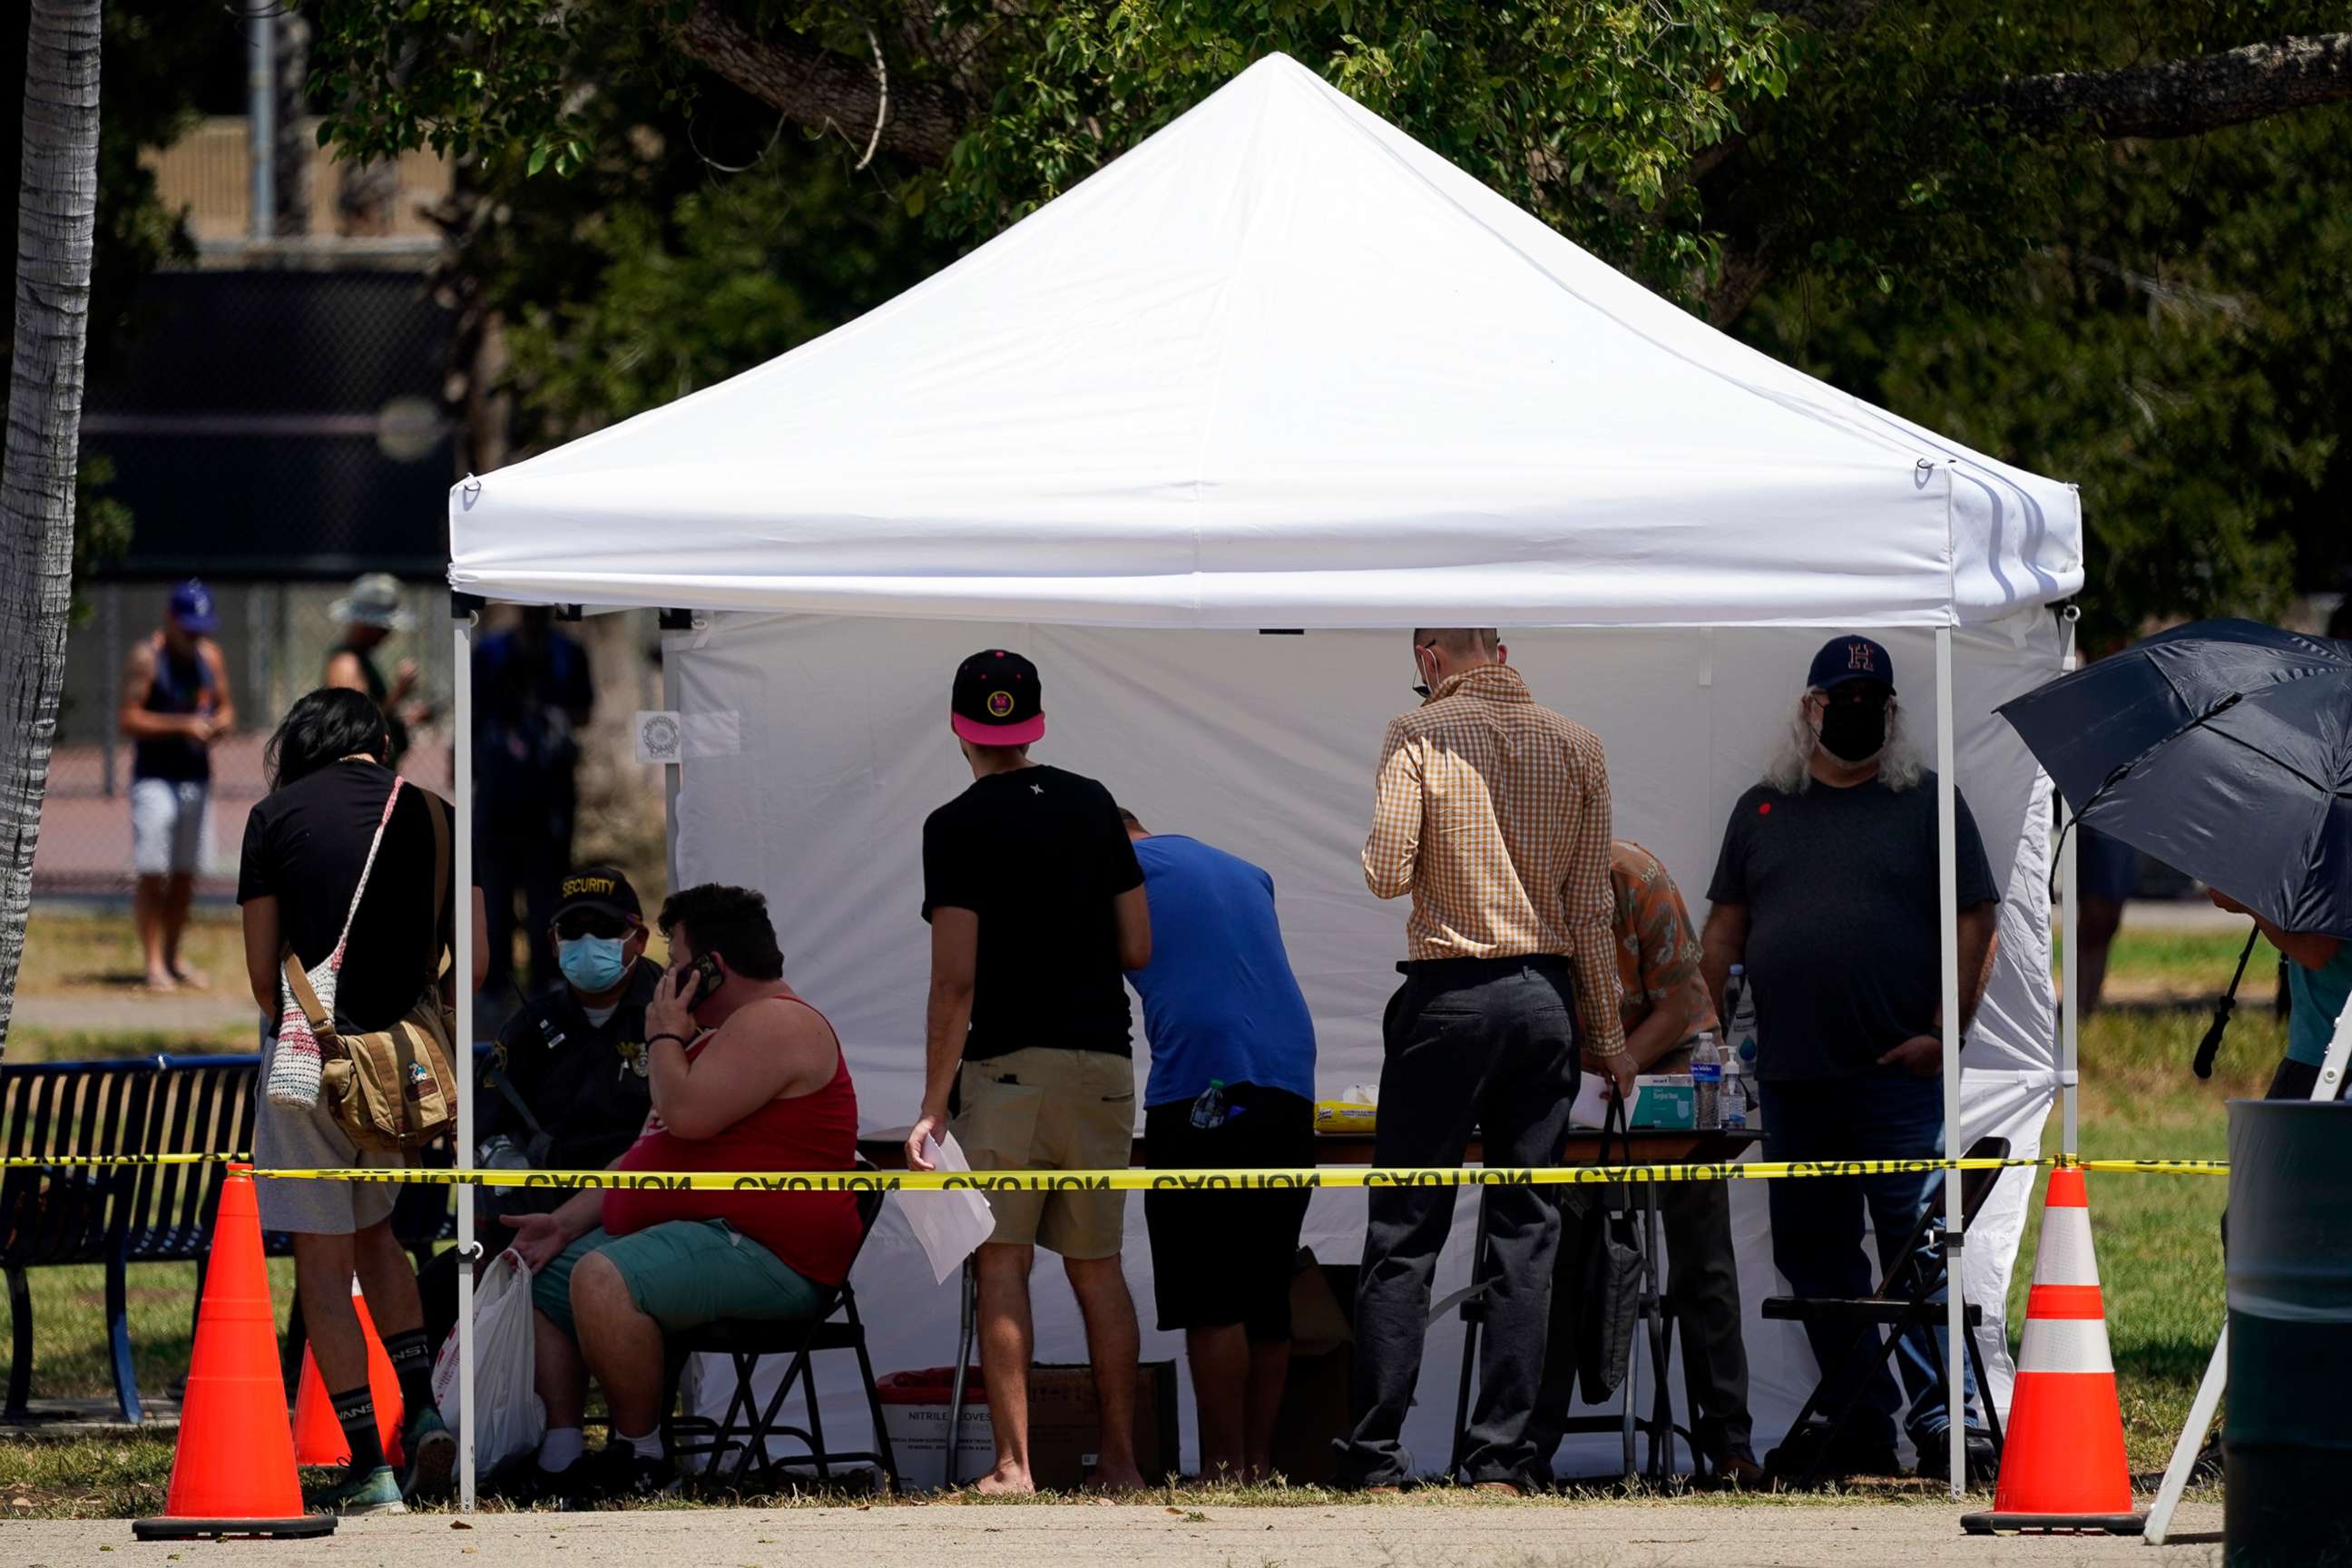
[{"x1": 1629, "y1": 1074, "x2": 1696, "y2": 1131}]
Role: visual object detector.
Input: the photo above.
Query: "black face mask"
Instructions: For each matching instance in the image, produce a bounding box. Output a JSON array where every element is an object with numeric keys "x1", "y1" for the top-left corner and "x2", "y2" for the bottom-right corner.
[{"x1": 1818, "y1": 698, "x2": 1889, "y2": 763}]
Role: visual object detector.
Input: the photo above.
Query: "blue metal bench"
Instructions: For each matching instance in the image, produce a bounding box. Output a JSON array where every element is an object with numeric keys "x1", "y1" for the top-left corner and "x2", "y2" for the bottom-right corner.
[{"x1": 2, "y1": 1052, "x2": 456, "y2": 1424}]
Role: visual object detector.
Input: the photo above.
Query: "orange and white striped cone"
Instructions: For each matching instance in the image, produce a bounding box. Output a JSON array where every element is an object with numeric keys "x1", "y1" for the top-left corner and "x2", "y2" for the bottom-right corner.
[{"x1": 1962, "y1": 1166, "x2": 2144, "y2": 1534}]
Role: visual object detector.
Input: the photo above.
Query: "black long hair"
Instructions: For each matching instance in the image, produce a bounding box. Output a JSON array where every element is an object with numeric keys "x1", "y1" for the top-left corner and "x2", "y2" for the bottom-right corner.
[{"x1": 266, "y1": 687, "x2": 391, "y2": 789}]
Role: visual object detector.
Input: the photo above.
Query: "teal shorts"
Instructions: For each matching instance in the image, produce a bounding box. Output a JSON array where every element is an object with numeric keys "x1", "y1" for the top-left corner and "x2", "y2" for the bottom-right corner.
[{"x1": 532, "y1": 1220, "x2": 825, "y2": 1339}]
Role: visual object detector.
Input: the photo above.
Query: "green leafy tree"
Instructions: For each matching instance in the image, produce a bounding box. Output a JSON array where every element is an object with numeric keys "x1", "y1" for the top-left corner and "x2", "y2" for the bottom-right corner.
[{"x1": 1743, "y1": 103, "x2": 2352, "y2": 646}]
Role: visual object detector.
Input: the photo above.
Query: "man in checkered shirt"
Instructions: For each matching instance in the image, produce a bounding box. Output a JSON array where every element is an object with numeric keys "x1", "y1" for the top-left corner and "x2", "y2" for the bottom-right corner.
[{"x1": 1337, "y1": 627, "x2": 1633, "y2": 1494}]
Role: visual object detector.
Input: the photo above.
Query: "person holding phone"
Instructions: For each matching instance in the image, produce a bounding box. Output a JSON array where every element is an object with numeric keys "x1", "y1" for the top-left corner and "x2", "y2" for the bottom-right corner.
[{"x1": 495, "y1": 885, "x2": 858, "y2": 1503}]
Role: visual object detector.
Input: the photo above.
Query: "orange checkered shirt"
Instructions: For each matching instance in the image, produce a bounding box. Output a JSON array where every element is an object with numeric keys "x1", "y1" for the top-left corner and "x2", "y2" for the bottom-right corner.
[{"x1": 1362, "y1": 663, "x2": 1625, "y2": 1058}]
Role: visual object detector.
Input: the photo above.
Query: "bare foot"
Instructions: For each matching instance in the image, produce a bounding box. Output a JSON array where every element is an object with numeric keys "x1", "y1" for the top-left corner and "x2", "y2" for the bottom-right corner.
[
  {"x1": 168, "y1": 964, "x2": 211, "y2": 991},
  {"x1": 973, "y1": 1460, "x2": 1034, "y2": 1495},
  {"x1": 142, "y1": 970, "x2": 178, "y2": 995},
  {"x1": 1086, "y1": 1460, "x2": 1148, "y2": 1495}
]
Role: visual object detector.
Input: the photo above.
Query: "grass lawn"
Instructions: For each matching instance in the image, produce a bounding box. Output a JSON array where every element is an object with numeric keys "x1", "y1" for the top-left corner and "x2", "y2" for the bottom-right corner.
[
  {"x1": 0, "y1": 920, "x2": 2274, "y2": 1515},
  {"x1": 13, "y1": 906, "x2": 248, "y2": 998}
]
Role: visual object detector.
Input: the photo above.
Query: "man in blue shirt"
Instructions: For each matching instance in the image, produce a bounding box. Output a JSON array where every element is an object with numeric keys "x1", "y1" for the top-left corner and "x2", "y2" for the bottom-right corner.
[{"x1": 1122, "y1": 808, "x2": 1317, "y2": 1483}]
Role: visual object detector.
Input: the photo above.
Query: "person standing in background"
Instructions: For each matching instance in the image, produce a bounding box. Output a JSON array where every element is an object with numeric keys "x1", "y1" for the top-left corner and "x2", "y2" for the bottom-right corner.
[
  {"x1": 119, "y1": 580, "x2": 234, "y2": 992},
  {"x1": 1340, "y1": 627, "x2": 1631, "y2": 1494},
  {"x1": 1699, "y1": 634, "x2": 2000, "y2": 1485},
  {"x1": 1529, "y1": 840, "x2": 1759, "y2": 1485},
  {"x1": 2207, "y1": 887, "x2": 2351, "y2": 1100},
  {"x1": 474, "y1": 607, "x2": 594, "y2": 996},
  {"x1": 905, "y1": 649, "x2": 1153, "y2": 1495},
  {"x1": 325, "y1": 573, "x2": 426, "y2": 768},
  {"x1": 1121, "y1": 808, "x2": 1317, "y2": 1484}
]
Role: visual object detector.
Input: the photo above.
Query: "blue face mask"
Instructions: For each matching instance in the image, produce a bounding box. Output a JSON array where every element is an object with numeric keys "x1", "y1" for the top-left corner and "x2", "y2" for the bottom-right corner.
[{"x1": 557, "y1": 935, "x2": 630, "y2": 994}]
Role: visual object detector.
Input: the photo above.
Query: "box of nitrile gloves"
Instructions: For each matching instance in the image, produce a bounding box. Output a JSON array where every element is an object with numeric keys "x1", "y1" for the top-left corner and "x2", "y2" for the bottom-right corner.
[{"x1": 1630, "y1": 1074, "x2": 1697, "y2": 1130}]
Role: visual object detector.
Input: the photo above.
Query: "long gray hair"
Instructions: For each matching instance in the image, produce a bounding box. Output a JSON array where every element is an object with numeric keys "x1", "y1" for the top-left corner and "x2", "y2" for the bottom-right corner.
[{"x1": 1761, "y1": 687, "x2": 1926, "y2": 795}]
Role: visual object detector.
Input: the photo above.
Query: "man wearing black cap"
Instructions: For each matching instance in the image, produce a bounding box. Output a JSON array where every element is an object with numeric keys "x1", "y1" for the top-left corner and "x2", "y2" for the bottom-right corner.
[
  {"x1": 906, "y1": 650, "x2": 1153, "y2": 1494},
  {"x1": 421, "y1": 867, "x2": 658, "y2": 1365},
  {"x1": 1698, "y1": 635, "x2": 2001, "y2": 1485},
  {"x1": 119, "y1": 579, "x2": 235, "y2": 992}
]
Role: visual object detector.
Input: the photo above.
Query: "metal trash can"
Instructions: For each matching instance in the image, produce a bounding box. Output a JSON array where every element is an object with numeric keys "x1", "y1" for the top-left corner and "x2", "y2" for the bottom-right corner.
[{"x1": 2227, "y1": 1098, "x2": 2352, "y2": 1566}]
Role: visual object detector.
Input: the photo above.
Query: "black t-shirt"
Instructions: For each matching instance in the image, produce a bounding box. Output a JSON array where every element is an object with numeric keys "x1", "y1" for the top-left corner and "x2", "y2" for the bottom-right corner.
[
  {"x1": 922, "y1": 765, "x2": 1144, "y2": 1060},
  {"x1": 1705, "y1": 771, "x2": 1999, "y2": 1082},
  {"x1": 482, "y1": 957, "x2": 659, "y2": 1211},
  {"x1": 238, "y1": 761, "x2": 454, "y2": 1033}
]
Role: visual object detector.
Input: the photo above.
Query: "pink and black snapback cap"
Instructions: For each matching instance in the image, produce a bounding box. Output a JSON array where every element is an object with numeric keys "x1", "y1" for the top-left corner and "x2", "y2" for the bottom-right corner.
[{"x1": 950, "y1": 649, "x2": 1045, "y2": 746}]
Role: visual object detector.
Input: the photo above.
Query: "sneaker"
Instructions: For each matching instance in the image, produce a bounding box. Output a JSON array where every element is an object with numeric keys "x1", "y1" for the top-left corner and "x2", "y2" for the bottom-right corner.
[
  {"x1": 325, "y1": 1464, "x2": 408, "y2": 1515},
  {"x1": 1909, "y1": 1424, "x2": 1999, "y2": 1487},
  {"x1": 581, "y1": 1442, "x2": 676, "y2": 1504},
  {"x1": 401, "y1": 1407, "x2": 457, "y2": 1503}
]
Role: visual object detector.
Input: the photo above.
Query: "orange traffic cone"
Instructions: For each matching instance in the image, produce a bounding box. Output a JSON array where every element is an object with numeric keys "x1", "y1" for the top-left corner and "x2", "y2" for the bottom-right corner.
[
  {"x1": 134, "y1": 1165, "x2": 334, "y2": 1540},
  {"x1": 290, "y1": 1279, "x2": 406, "y2": 1467},
  {"x1": 1961, "y1": 1166, "x2": 2144, "y2": 1535}
]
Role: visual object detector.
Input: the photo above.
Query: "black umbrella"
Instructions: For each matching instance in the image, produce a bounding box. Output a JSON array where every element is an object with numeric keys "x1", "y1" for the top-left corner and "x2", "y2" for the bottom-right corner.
[{"x1": 1995, "y1": 619, "x2": 2352, "y2": 942}]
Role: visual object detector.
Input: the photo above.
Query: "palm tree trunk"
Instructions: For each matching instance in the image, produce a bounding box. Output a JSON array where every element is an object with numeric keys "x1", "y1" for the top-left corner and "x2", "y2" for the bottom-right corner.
[{"x1": 0, "y1": 0, "x2": 102, "y2": 1054}]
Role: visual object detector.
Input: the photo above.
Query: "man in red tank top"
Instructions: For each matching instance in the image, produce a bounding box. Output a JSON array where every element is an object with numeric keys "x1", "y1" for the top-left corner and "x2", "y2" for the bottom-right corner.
[{"x1": 495, "y1": 886, "x2": 858, "y2": 1504}]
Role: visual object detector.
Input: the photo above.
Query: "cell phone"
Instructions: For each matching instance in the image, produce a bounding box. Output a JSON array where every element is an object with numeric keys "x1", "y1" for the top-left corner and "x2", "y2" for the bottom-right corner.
[{"x1": 679, "y1": 952, "x2": 724, "y2": 1005}]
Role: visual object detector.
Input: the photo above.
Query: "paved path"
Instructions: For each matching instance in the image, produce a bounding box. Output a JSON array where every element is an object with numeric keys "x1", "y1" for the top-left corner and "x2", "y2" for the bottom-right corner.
[{"x1": 25, "y1": 1500, "x2": 2225, "y2": 1567}]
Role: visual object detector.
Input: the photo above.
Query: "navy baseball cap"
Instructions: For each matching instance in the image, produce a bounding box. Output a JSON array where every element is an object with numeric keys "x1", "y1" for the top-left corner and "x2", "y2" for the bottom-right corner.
[
  {"x1": 168, "y1": 580, "x2": 217, "y2": 634},
  {"x1": 551, "y1": 866, "x2": 642, "y2": 925},
  {"x1": 951, "y1": 650, "x2": 1044, "y2": 746},
  {"x1": 1808, "y1": 634, "x2": 1895, "y2": 694}
]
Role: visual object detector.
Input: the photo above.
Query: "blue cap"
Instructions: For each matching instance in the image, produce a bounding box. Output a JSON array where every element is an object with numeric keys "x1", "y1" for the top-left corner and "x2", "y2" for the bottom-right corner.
[
  {"x1": 1807, "y1": 634, "x2": 1894, "y2": 694},
  {"x1": 168, "y1": 580, "x2": 217, "y2": 634}
]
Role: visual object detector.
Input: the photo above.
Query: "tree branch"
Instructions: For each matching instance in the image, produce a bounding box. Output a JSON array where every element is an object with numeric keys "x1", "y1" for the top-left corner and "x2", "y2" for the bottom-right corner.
[
  {"x1": 1983, "y1": 33, "x2": 2352, "y2": 141},
  {"x1": 676, "y1": 1, "x2": 963, "y2": 166}
]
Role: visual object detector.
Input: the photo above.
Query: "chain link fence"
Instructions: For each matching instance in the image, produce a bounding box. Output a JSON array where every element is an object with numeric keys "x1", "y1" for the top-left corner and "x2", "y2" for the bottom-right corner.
[{"x1": 41, "y1": 579, "x2": 458, "y2": 902}]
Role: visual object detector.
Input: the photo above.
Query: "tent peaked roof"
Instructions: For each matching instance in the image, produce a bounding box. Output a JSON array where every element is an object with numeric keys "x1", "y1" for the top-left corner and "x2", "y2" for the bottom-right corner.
[{"x1": 450, "y1": 53, "x2": 2081, "y2": 628}]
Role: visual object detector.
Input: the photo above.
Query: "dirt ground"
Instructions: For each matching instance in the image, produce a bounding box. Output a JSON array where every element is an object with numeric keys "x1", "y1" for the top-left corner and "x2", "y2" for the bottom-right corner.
[{"x1": 10, "y1": 1500, "x2": 2223, "y2": 1568}]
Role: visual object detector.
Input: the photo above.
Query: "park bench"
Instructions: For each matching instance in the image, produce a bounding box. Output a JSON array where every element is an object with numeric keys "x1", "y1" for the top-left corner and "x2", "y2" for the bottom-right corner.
[{"x1": 3, "y1": 1051, "x2": 454, "y2": 1425}]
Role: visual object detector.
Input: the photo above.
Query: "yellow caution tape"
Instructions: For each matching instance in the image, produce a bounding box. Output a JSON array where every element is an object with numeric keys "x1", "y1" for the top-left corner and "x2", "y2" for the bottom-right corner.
[{"x1": 0, "y1": 1153, "x2": 2232, "y2": 1187}]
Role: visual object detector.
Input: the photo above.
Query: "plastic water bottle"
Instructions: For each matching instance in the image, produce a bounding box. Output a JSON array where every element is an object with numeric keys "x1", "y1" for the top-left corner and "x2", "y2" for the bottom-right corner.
[
  {"x1": 1726, "y1": 965, "x2": 1760, "y2": 1072},
  {"x1": 1719, "y1": 1045, "x2": 1749, "y2": 1131},
  {"x1": 1191, "y1": 1080, "x2": 1228, "y2": 1131},
  {"x1": 1691, "y1": 1035, "x2": 1723, "y2": 1130}
]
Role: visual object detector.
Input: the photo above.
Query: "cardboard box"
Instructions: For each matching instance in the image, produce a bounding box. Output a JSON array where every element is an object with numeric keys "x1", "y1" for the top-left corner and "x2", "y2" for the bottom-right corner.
[
  {"x1": 1631, "y1": 1073, "x2": 1696, "y2": 1130},
  {"x1": 1025, "y1": 1360, "x2": 1180, "y2": 1489},
  {"x1": 1269, "y1": 1250, "x2": 1355, "y2": 1485}
]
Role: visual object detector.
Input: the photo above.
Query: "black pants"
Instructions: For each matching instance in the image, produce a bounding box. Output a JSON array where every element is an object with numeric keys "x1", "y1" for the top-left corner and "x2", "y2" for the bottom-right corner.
[
  {"x1": 1338, "y1": 957, "x2": 1580, "y2": 1488},
  {"x1": 1528, "y1": 1180, "x2": 1755, "y2": 1472}
]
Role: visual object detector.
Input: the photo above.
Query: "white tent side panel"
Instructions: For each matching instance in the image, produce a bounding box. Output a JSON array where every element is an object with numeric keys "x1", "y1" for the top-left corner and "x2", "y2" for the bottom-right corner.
[{"x1": 667, "y1": 614, "x2": 2063, "y2": 1475}]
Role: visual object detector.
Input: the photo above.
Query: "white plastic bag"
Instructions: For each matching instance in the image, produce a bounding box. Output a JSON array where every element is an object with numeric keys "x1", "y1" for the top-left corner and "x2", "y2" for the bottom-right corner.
[{"x1": 433, "y1": 1249, "x2": 545, "y2": 1471}]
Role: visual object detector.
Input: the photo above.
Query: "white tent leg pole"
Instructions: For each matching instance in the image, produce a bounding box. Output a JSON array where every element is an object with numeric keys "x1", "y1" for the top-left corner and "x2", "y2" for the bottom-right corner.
[
  {"x1": 2145, "y1": 1333, "x2": 2225, "y2": 1544},
  {"x1": 2062, "y1": 808, "x2": 2080, "y2": 1157},
  {"x1": 1936, "y1": 627, "x2": 1965, "y2": 1501},
  {"x1": 2148, "y1": 991, "x2": 2352, "y2": 1542},
  {"x1": 2058, "y1": 612, "x2": 2080, "y2": 1160},
  {"x1": 453, "y1": 609, "x2": 477, "y2": 1512}
]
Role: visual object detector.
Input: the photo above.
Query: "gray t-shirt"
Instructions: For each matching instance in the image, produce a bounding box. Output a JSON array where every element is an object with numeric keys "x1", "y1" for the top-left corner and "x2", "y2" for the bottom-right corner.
[{"x1": 1706, "y1": 772, "x2": 1998, "y2": 1081}]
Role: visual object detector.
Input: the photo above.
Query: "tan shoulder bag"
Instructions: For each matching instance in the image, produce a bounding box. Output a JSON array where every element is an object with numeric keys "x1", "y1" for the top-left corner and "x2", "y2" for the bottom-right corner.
[{"x1": 283, "y1": 786, "x2": 461, "y2": 1156}]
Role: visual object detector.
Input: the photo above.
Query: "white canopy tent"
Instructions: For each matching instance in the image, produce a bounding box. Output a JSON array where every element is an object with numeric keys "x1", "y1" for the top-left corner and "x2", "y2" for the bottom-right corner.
[{"x1": 443, "y1": 53, "x2": 2083, "y2": 1500}]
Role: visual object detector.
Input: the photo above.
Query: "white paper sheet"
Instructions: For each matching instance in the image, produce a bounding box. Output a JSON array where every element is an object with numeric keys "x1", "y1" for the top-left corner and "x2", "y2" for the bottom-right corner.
[{"x1": 897, "y1": 1132, "x2": 995, "y2": 1285}]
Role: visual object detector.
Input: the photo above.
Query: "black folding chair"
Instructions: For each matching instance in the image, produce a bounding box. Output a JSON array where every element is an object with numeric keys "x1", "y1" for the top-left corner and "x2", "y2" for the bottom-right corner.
[
  {"x1": 1759, "y1": 1132, "x2": 2012, "y2": 1488},
  {"x1": 659, "y1": 1159, "x2": 900, "y2": 1494}
]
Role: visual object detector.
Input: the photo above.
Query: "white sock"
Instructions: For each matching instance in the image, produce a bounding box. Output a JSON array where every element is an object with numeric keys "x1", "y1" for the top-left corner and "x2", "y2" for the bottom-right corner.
[
  {"x1": 618, "y1": 1426, "x2": 664, "y2": 1461},
  {"x1": 536, "y1": 1426, "x2": 584, "y2": 1473}
]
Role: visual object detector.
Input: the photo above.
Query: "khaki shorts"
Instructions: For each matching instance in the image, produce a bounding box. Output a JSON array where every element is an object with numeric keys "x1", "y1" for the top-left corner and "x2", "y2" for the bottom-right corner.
[{"x1": 952, "y1": 1046, "x2": 1134, "y2": 1259}]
